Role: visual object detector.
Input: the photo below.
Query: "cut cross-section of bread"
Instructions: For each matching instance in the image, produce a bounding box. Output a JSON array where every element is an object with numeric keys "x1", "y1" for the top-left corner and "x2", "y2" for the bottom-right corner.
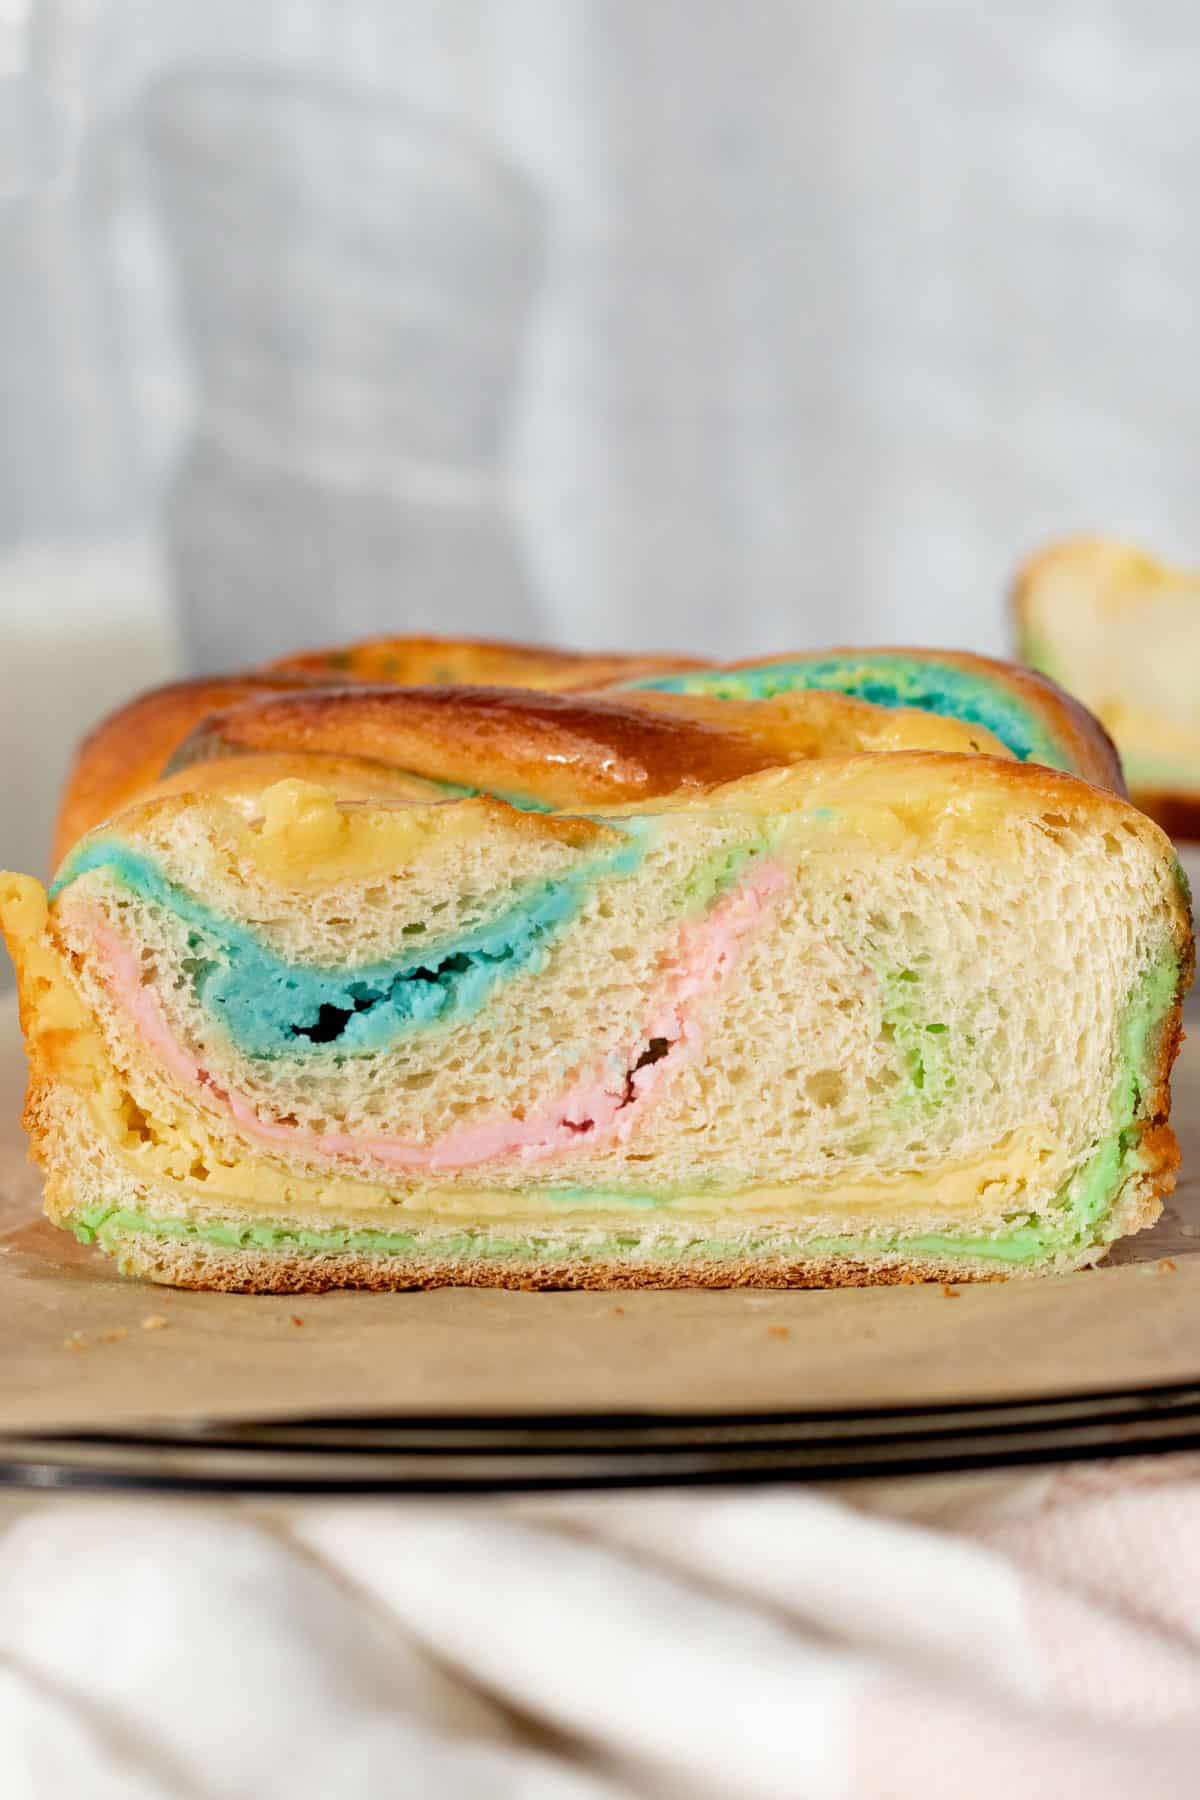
[
  {"x1": 1014, "y1": 536, "x2": 1200, "y2": 837},
  {"x1": 0, "y1": 651, "x2": 1190, "y2": 1290}
]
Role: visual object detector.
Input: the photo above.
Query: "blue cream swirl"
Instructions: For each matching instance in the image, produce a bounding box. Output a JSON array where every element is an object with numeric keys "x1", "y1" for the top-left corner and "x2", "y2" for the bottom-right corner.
[
  {"x1": 622, "y1": 655, "x2": 1071, "y2": 771},
  {"x1": 52, "y1": 834, "x2": 645, "y2": 1060}
]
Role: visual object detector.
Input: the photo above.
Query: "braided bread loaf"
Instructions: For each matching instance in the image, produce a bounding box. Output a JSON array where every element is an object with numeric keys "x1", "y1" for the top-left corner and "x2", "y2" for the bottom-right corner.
[
  {"x1": 1, "y1": 636, "x2": 1188, "y2": 1290},
  {"x1": 1015, "y1": 536, "x2": 1200, "y2": 839}
]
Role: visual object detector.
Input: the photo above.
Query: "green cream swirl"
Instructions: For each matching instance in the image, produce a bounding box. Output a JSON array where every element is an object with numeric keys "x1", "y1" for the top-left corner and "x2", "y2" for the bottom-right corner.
[{"x1": 71, "y1": 935, "x2": 1181, "y2": 1275}]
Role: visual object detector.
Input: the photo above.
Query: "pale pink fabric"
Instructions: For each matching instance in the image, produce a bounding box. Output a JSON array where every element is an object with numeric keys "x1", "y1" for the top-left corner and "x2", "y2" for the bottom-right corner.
[
  {"x1": 847, "y1": 1459, "x2": 1200, "y2": 1799},
  {"x1": 3, "y1": 1458, "x2": 1200, "y2": 1796}
]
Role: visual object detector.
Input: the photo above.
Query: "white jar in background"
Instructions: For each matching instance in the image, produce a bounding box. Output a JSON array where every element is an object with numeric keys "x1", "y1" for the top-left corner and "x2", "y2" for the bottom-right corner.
[
  {"x1": 0, "y1": 76, "x2": 177, "y2": 924},
  {"x1": 0, "y1": 537, "x2": 176, "y2": 884}
]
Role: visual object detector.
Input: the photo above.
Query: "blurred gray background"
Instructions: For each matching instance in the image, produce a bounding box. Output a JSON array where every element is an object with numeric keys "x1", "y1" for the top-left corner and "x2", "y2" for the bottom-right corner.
[{"x1": 3, "y1": 0, "x2": 1200, "y2": 893}]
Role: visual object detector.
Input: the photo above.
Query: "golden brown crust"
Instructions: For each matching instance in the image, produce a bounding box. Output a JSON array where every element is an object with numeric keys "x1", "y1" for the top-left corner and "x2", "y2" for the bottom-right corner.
[
  {"x1": 107, "y1": 1237, "x2": 1019, "y2": 1291},
  {"x1": 72, "y1": 744, "x2": 1189, "y2": 884},
  {"x1": 267, "y1": 634, "x2": 708, "y2": 691},
  {"x1": 52, "y1": 642, "x2": 710, "y2": 858},
  {"x1": 52, "y1": 673, "x2": 322, "y2": 869},
  {"x1": 721, "y1": 646, "x2": 1126, "y2": 797},
  {"x1": 1110, "y1": 914, "x2": 1193, "y2": 1252},
  {"x1": 54, "y1": 635, "x2": 1129, "y2": 861},
  {"x1": 595, "y1": 686, "x2": 1019, "y2": 763},
  {"x1": 169, "y1": 683, "x2": 782, "y2": 808},
  {"x1": 1134, "y1": 951, "x2": 1191, "y2": 1203}
]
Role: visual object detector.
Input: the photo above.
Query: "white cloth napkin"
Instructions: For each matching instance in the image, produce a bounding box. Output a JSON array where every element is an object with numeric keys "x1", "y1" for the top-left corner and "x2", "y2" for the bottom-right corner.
[{"x1": 1, "y1": 1457, "x2": 1199, "y2": 1799}]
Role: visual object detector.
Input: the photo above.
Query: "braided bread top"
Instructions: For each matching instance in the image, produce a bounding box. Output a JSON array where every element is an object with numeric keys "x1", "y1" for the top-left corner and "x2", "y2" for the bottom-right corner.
[{"x1": 53, "y1": 634, "x2": 1125, "y2": 865}]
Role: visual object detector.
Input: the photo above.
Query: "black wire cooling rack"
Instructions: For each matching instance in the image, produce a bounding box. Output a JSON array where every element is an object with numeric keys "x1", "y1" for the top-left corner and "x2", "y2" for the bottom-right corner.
[{"x1": 5, "y1": 1380, "x2": 1200, "y2": 1495}]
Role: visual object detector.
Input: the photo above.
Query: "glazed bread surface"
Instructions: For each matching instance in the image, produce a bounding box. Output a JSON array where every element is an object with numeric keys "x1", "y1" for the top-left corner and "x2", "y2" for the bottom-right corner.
[
  {"x1": 53, "y1": 639, "x2": 701, "y2": 867},
  {"x1": 55, "y1": 634, "x2": 1124, "y2": 857},
  {"x1": 1, "y1": 638, "x2": 1190, "y2": 1292}
]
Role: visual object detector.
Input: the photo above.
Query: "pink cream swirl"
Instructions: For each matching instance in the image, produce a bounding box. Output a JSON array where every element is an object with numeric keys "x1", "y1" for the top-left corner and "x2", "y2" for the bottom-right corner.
[{"x1": 84, "y1": 859, "x2": 789, "y2": 1172}]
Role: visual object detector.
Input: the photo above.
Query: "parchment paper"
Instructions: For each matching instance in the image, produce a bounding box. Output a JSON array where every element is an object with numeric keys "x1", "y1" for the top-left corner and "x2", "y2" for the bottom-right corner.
[{"x1": 2, "y1": 998, "x2": 1198, "y2": 1433}]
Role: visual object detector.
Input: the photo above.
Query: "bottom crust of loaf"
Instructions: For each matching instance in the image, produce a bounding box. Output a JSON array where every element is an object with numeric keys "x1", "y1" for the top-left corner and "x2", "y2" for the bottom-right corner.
[
  {"x1": 88, "y1": 1201, "x2": 1166, "y2": 1293},
  {"x1": 97, "y1": 1235, "x2": 1022, "y2": 1290}
]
